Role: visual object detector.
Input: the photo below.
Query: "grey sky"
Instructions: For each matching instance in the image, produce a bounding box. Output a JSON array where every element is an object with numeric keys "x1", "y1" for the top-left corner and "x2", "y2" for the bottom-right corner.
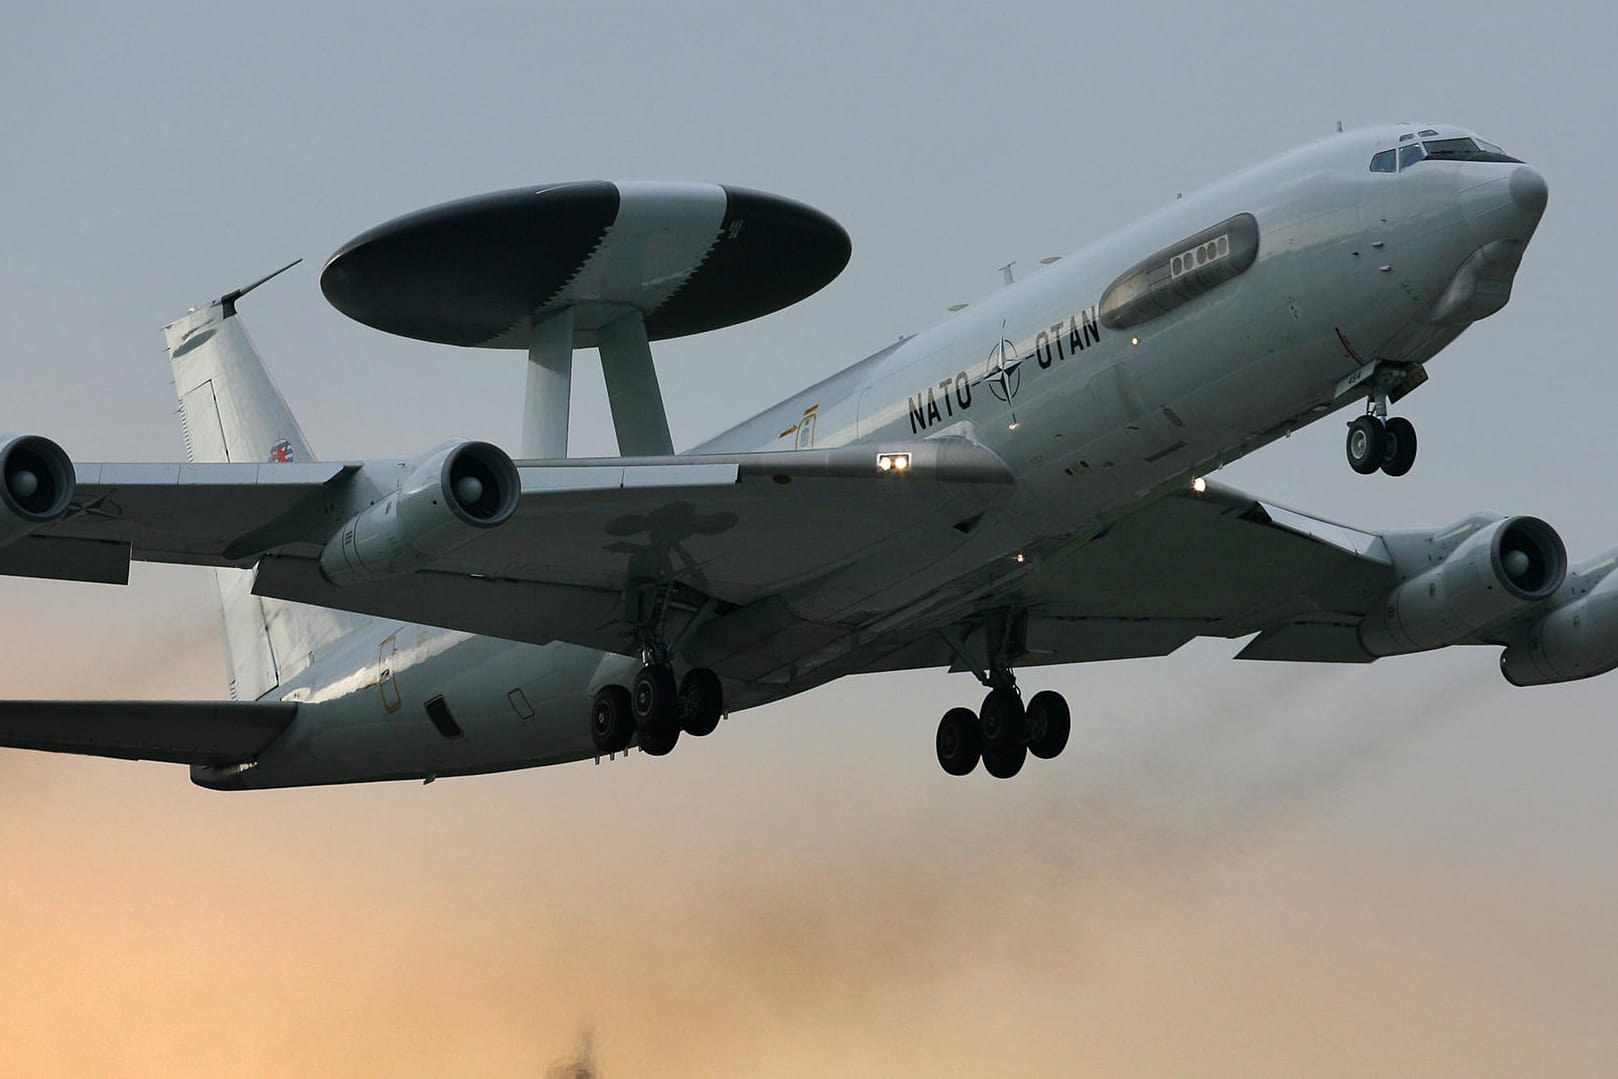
[{"x1": 3, "y1": 1, "x2": 1617, "y2": 1073}]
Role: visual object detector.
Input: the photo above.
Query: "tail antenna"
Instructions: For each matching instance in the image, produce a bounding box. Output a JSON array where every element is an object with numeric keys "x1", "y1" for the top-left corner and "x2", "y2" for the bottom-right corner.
[{"x1": 221, "y1": 258, "x2": 302, "y2": 317}]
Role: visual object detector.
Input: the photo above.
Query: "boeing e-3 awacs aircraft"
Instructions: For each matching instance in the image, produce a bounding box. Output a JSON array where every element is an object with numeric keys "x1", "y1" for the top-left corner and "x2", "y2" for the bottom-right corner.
[{"x1": 0, "y1": 123, "x2": 1586, "y2": 788}]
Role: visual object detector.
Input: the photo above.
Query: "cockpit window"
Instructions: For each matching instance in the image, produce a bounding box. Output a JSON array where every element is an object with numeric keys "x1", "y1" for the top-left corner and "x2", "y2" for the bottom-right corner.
[
  {"x1": 1398, "y1": 142, "x2": 1428, "y2": 170},
  {"x1": 1403, "y1": 137, "x2": 1523, "y2": 166},
  {"x1": 1369, "y1": 149, "x2": 1397, "y2": 173}
]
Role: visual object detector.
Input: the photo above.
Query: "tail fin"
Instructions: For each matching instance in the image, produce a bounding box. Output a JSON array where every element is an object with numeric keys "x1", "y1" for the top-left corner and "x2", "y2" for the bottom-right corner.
[{"x1": 163, "y1": 264, "x2": 369, "y2": 700}]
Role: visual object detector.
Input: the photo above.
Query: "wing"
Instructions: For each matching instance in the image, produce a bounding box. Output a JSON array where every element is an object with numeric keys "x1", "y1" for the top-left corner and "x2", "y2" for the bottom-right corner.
[
  {"x1": 14, "y1": 439, "x2": 1015, "y2": 659},
  {"x1": 1011, "y1": 479, "x2": 1398, "y2": 666},
  {"x1": 0, "y1": 700, "x2": 297, "y2": 764},
  {"x1": 10, "y1": 461, "x2": 353, "y2": 581},
  {"x1": 849, "y1": 479, "x2": 1404, "y2": 681}
]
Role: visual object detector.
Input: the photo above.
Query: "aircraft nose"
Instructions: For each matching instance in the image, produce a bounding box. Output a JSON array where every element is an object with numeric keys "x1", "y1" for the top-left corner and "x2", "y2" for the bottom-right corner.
[
  {"x1": 1509, "y1": 165, "x2": 1548, "y2": 215},
  {"x1": 1463, "y1": 163, "x2": 1547, "y2": 246}
]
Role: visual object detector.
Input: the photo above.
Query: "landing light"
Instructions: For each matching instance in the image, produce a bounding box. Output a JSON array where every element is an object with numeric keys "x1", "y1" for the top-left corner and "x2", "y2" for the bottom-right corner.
[
  {"x1": 877, "y1": 452, "x2": 911, "y2": 473},
  {"x1": 1192, "y1": 476, "x2": 1207, "y2": 494}
]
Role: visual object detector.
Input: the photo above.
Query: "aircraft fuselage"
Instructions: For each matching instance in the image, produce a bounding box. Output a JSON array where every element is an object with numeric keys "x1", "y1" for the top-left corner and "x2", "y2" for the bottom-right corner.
[{"x1": 199, "y1": 123, "x2": 1546, "y2": 789}]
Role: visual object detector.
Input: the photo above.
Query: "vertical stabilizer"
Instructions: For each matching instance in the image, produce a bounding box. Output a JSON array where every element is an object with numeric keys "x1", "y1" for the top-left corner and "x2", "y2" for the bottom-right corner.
[{"x1": 163, "y1": 272, "x2": 367, "y2": 700}]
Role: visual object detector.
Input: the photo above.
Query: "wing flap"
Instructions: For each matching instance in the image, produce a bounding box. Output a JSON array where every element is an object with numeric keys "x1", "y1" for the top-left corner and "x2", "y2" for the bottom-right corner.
[
  {"x1": 0, "y1": 536, "x2": 131, "y2": 585},
  {"x1": 1236, "y1": 620, "x2": 1376, "y2": 663},
  {"x1": 0, "y1": 700, "x2": 298, "y2": 765}
]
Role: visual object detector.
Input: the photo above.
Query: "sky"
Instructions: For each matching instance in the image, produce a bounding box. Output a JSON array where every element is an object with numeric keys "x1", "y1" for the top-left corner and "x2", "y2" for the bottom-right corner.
[{"x1": 3, "y1": 1, "x2": 1618, "y2": 1074}]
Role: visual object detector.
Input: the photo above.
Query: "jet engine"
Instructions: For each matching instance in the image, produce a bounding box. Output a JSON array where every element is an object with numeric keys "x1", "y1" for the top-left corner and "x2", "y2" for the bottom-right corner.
[
  {"x1": 319, "y1": 440, "x2": 519, "y2": 586},
  {"x1": 1359, "y1": 516, "x2": 1565, "y2": 656},
  {"x1": 0, "y1": 433, "x2": 75, "y2": 543},
  {"x1": 1500, "y1": 562, "x2": 1618, "y2": 686}
]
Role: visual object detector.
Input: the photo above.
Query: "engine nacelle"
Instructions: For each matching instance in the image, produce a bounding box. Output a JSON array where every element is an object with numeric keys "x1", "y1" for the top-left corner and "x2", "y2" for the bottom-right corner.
[
  {"x1": 1500, "y1": 561, "x2": 1618, "y2": 686},
  {"x1": 319, "y1": 440, "x2": 519, "y2": 586},
  {"x1": 0, "y1": 433, "x2": 75, "y2": 544},
  {"x1": 1360, "y1": 516, "x2": 1565, "y2": 656}
]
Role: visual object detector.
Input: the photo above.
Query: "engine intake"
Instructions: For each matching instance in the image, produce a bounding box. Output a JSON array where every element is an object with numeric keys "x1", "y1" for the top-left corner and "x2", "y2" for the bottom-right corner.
[
  {"x1": 0, "y1": 433, "x2": 74, "y2": 541},
  {"x1": 319, "y1": 440, "x2": 519, "y2": 586},
  {"x1": 1360, "y1": 515, "x2": 1565, "y2": 656},
  {"x1": 1500, "y1": 561, "x2": 1618, "y2": 686}
]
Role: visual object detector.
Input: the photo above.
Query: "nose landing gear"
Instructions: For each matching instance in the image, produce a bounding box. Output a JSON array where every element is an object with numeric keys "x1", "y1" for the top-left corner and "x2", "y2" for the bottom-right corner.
[{"x1": 1345, "y1": 386, "x2": 1418, "y2": 477}]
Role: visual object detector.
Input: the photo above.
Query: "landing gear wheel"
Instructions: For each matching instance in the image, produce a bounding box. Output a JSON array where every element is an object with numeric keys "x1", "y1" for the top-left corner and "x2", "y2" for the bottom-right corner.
[
  {"x1": 631, "y1": 664, "x2": 678, "y2": 729},
  {"x1": 1026, "y1": 690, "x2": 1071, "y2": 760},
  {"x1": 936, "y1": 707, "x2": 982, "y2": 776},
  {"x1": 638, "y1": 722, "x2": 680, "y2": 756},
  {"x1": 1346, "y1": 415, "x2": 1386, "y2": 475},
  {"x1": 978, "y1": 688, "x2": 1026, "y2": 752},
  {"x1": 589, "y1": 684, "x2": 635, "y2": 754},
  {"x1": 632, "y1": 664, "x2": 680, "y2": 756},
  {"x1": 983, "y1": 742, "x2": 1027, "y2": 779},
  {"x1": 1380, "y1": 416, "x2": 1418, "y2": 477},
  {"x1": 678, "y1": 667, "x2": 724, "y2": 737}
]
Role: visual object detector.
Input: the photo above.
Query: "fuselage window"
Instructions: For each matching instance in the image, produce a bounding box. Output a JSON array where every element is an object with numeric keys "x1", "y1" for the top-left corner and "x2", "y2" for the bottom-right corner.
[
  {"x1": 1171, "y1": 233, "x2": 1231, "y2": 279},
  {"x1": 1369, "y1": 149, "x2": 1397, "y2": 173}
]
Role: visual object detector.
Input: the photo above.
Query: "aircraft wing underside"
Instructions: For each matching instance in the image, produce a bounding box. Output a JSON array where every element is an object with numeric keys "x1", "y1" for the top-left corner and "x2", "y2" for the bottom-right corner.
[
  {"x1": 14, "y1": 442, "x2": 1019, "y2": 668},
  {"x1": 844, "y1": 480, "x2": 1402, "y2": 684},
  {"x1": 5, "y1": 451, "x2": 1406, "y2": 687}
]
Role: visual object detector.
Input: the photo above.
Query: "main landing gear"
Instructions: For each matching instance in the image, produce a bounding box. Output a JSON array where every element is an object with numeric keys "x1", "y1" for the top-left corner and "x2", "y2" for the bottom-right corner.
[
  {"x1": 934, "y1": 676, "x2": 1072, "y2": 780},
  {"x1": 1345, "y1": 389, "x2": 1417, "y2": 477},
  {"x1": 591, "y1": 663, "x2": 725, "y2": 759},
  {"x1": 590, "y1": 581, "x2": 726, "y2": 759}
]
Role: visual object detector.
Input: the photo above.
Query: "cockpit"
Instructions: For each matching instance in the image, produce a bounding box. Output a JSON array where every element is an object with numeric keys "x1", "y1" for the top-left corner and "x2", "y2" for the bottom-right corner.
[{"x1": 1369, "y1": 129, "x2": 1521, "y2": 173}]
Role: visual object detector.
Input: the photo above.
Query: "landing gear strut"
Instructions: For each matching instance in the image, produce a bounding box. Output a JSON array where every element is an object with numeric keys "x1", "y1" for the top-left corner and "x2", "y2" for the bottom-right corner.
[{"x1": 1346, "y1": 387, "x2": 1418, "y2": 477}]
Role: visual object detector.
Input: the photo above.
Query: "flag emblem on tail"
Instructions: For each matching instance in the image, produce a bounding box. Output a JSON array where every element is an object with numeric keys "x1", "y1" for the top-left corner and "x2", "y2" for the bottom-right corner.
[{"x1": 268, "y1": 439, "x2": 294, "y2": 463}]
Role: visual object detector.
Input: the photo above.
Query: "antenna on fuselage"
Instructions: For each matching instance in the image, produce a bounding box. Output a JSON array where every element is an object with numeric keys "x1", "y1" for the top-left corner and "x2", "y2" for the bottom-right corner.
[
  {"x1": 1000, "y1": 261, "x2": 1016, "y2": 286},
  {"x1": 1336, "y1": 120, "x2": 1344, "y2": 133}
]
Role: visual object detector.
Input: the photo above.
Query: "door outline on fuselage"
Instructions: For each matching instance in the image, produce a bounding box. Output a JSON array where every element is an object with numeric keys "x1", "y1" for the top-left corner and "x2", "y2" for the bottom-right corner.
[
  {"x1": 378, "y1": 635, "x2": 401, "y2": 713},
  {"x1": 794, "y1": 404, "x2": 818, "y2": 448}
]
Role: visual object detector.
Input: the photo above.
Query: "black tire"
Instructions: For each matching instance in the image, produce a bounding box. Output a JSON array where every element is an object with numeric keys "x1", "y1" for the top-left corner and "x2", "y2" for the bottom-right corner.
[
  {"x1": 978, "y1": 688, "x2": 1026, "y2": 751},
  {"x1": 631, "y1": 664, "x2": 678, "y2": 730},
  {"x1": 1381, "y1": 416, "x2": 1418, "y2": 477},
  {"x1": 589, "y1": 684, "x2": 635, "y2": 754},
  {"x1": 983, "y1": 742, "x2": 1027, "y2": 780},
  {"x1": 678, "y1": 668, "x2": 724, "y2": 736},
  {"x1": 1346, "y1": 415, "x2": 1386, "y2": 475},
  {"x1": 936, "y1": 707, "x2": 981, "y2": 776},
  {"x1": 1026, "y1": 690, "x2": 1071, "y2": 760},
  {"x1": 638, "y1": 721, "x2": 680, "y2": 757}
]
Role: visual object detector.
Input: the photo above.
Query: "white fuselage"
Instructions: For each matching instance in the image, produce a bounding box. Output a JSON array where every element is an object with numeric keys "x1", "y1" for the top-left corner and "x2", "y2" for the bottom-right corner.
[{"x1": 202, "y1": 124, "x2": 1545, "y2": 789}]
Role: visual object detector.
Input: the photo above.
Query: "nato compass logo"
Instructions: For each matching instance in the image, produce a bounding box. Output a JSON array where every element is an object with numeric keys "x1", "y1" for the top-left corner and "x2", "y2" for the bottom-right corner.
[
  {"x1": 268, "y1": 439, "x2": 295, "y2": 463},
  {"x1": 985, "y1": 321, "x2": 1023, "y2": 427}
]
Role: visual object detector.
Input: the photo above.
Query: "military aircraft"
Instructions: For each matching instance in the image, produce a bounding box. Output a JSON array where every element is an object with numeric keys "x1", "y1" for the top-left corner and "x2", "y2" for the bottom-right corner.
[{"x1": 0, "y1": 124, "x2": 1581, "y2": 788}]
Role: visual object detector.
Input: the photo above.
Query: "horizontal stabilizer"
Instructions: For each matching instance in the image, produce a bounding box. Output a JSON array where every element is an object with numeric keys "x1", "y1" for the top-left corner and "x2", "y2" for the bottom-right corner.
[{"x1": 0, "y1": 699, "x2": 297, "y2": 765}]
